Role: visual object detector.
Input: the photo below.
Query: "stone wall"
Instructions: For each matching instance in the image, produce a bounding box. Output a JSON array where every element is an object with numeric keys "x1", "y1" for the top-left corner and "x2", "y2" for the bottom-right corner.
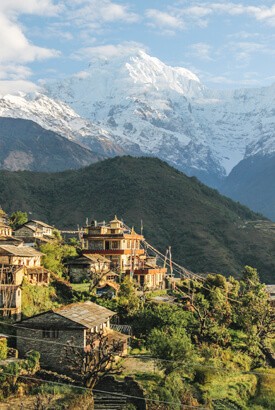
[{"x1": 16, "y1": 313, "x2": 85, "y2": 374}]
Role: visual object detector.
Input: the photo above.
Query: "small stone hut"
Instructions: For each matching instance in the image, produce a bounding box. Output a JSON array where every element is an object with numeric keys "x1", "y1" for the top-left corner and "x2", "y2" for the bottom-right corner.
[{"x1": 15, "y1": 301, "x2": 128, "y2": 373}]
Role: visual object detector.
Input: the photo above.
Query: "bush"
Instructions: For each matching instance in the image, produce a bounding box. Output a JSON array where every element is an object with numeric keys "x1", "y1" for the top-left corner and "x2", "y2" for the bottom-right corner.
[{"x1": 0, "y1": 338, "x2": 8, "y2": 360}]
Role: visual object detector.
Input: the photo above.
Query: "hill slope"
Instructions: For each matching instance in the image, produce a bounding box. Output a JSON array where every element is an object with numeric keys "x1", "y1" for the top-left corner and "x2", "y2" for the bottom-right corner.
[
  {"x1": 0, "y1": 117, "x2": 102, "y2": 172},
  {"x1": 0, "y1": 156, "x2": 274, "y2": 282},
  {"x1": 221, "y1": 153, "x2": 275, "y2": 221}
]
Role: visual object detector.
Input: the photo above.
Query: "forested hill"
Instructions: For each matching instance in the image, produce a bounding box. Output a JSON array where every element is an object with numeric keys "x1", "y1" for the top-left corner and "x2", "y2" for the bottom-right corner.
[
  {"x1": 0, "y1": 156, "x2": 274, "y2": 283},
  {"x1": 0, "y1": 117, "x2": 101, "y2": 172}
]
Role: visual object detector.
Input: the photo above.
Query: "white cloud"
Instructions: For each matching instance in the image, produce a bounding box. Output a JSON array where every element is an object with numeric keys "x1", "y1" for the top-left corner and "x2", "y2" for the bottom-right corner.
[
  {"x1": 66, "y1": 0, "x2": 139, "y2": 30},
  {"x1": 208, "y1": 74, "x2": 261, "y2": 86},
  {"x1": 73, "y1": 42, "x2": 147, "y2": 61},
  {"x1": 0, "y1": 14, "x2": 59, "y2": 64},
  {"x1": 227, "y1": 40, "x2": 275, "y2": 63},
  {"x1": 227, "y1": 31, "x2": 261, "y2": 40},
  {"x1": 0, "y1": 64, "x2": 32, "y2": 80},
  {"x1": 0, "y1": 0, "x2": 60, "y2": 94},
  {"x1": 0, "y1": 0, "x2": 61, "y2": 16},
  {"x1": 73, "y1": 70, "x2": 91, "y2": 79},
  {"x1": 189, "y1": 43, "x2": 213, "y2": 61},
  {"x1": 0, "y1": 80, "x2": 41, "y2": 95},
  {"x1": 145, "y1": 9, "x2": 184, "y2": 31},
  {"x1": 181, "y1": 2, "x2": 275, "y2": 27}
]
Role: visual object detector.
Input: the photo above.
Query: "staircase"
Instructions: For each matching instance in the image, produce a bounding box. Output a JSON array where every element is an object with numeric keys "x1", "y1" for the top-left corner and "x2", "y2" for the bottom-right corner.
[{"x1": 94, "y1": 388, "x2": 128, "y2": 409}]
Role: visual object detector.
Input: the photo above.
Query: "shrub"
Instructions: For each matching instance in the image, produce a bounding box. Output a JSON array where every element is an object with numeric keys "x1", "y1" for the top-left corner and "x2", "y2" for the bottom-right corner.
[{"x1": 0, "y1": 338, "x2": 8, "y2": 360}]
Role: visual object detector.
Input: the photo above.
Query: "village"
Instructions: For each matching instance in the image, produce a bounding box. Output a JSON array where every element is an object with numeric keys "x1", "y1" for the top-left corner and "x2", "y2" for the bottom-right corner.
[
  {"x1": 0, "y1": 208, "x2": 177, "y2": 409},
  {"x1": 0, "y1": 208, "x2": 274, "y2": 410}
]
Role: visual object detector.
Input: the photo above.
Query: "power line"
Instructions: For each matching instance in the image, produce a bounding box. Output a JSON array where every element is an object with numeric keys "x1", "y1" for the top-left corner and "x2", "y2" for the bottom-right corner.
[
  {"x1": 1, "y1": 323, "x2": 275, "y2": 379},
  {"x1": 129, "y1": 355, "x2": 275, "y2": 378},
  {"x1": 0, "y1": 371, "x2": 208, "y2": 409}
]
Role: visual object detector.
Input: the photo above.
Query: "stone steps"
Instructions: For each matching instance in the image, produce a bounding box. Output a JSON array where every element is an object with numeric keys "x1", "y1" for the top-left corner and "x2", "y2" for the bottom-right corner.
[{"x1": 94, "y1": 392, "x2": 127, "y2": 410}]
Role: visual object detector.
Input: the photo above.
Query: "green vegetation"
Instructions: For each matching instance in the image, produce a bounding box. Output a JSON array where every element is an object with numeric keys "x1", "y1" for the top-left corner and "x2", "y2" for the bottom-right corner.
[
  {"x1": 0, "y1": 338, "x2": 8, "y2": 360},
  {"x1": 251, "y1": 368, "x2": 275, "y2": 409},
  {"x1": 221, "y1": 152, "x2": 275, "y2": 221},
  {"x1": 21, "y1": 281, "x2": 60, "y2": 317},
  {"x1": 29, "y1": 383, "x2": 94, "y2": 410},
  {"x1": 9, "y1": 210, "x2": 28, "y2": 230},
  {"x1": 117, "y1": 277, "x2": 140, "y2": 317},
  {"x1": 40, "y1": 240, "x2": 78, "y2": 277},
  {"x1": 71, "y1": 282, "x2": 90, "y2": 293},
  {"x1": 124, "y1": 267, "x2": 275, "y2": 409},
  {"x1": 0, "y1": 156, "x2": 274, "y2": 282},
  {"x1": 0, "y1": 351, "x2": 40, "y2": 400}
]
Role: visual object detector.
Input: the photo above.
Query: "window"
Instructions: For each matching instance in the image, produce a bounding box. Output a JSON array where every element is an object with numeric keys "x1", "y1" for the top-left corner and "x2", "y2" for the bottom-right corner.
[
  {"x1": 52, "y1": 329, "x2": 59, "y2": 338},
  {"x1": 42, "y1": 329, "x2": 51, "y2": 338},
  {"x1": 42, "y1": 329, "x2": 59, "y2": 339},
  {"x1": 112, "y1": 241, "x2": 119, "y2": 249}
]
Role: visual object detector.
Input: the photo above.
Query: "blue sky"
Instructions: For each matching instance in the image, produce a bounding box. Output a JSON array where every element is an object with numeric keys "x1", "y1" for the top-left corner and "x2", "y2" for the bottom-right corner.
[{"x1": 1, "y1": 0, "x2": 275, "y2": 94}]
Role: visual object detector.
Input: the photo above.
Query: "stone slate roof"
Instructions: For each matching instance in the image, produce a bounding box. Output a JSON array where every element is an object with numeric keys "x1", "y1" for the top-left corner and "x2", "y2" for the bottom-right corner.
[
  {"x1": 27, "y1": 220, "x2": 54, "y2": 229},
  {"x1": 84, "y1": 254, "x2": 110, "y2": 263},
  {"x1": 16, "y1": 225, "x2": 40, "y2": 233},
  {"x1": 15, "y1": 302, "x2": 116, "y2": 329},
  {"x1": 0, "y1": 245, "x2": 43, "y2": 257},
  {"x1": 0, "y1": 237, "x2": 22, "y2": 244},
  {"x1": 54, "y1": 301, "x2": 116, "y2": 328},
  {"x1": 68, "y1": 254, "x2": 110, "y2": 266}
]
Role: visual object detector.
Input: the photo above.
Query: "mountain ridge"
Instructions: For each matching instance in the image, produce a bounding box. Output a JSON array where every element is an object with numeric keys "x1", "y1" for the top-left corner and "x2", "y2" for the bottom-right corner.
[
  {"x1": 1, "y1": 50, "x2": 275, "y2": 202},
  {"x1": 0, "y1": 117, "x2": 102, "y2": 172},
  {"x1": 46, "y1": 50, "x2": 275, "y2": 187},
  {"x1": 0, "y1": 156, "x2": 274, "y2": 283}
]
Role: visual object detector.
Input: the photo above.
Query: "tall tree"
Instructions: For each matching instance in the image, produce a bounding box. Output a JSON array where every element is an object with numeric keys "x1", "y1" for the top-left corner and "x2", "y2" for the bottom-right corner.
[
  {"x1": 9, "y1": 211, "x2": 28, "y2": 230},
  {"x1": 62, "y1": 332, "x2": 123, "y2": 389}
]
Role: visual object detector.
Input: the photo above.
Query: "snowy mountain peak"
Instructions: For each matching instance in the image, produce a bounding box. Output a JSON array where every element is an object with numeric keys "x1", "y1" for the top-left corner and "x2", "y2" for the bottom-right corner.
[
  {"x1": 2, "y1": 49, "x2": 275, "y2": 188},
  {"x1": 47, "y1": 49, "x2": 203, "y2": 111},
  {"x1": 123, "y1": 50, "x2": 201, "y2": 94}
]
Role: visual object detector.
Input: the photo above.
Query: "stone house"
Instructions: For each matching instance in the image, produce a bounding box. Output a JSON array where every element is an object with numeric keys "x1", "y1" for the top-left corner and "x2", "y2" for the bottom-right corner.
[
  {"x1": 0, "y1": 245, "x2": 43, "y2": 267},
  {"x1": 15, "y1": 301, "x2": 128, "y2": 374},
  {"x1": 67, "y1": 254, "x2": 114, "y2": 284},
  {"x1": 14, "y1": 220, "x2": 55, "y2": 246}
]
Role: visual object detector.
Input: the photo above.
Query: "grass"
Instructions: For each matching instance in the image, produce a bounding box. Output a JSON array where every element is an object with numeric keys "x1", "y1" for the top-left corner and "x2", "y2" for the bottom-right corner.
[
  {"x1": 71, "y1": 283, "x2": 90, "y2": 293},
  {"x1": 250, "y1": 368, "x2": 275, "y2": 409},
  {"x1": 199, "y1": 371, "x2": 258, "y2": 409},
  {"x1": 145, "y1": 289, "x2": 168, "y2": 299}
]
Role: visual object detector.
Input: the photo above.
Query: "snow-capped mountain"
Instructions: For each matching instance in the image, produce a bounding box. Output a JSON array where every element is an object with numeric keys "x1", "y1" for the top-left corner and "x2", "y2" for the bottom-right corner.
[
  {"x1": 45, "y1": 49, "x2": 275, "y2": 186},
  {"x1": 0, "y1": 92, "x2": 140, "y2": 158},
  {"x1": 2, "y1": 49, "x2": 275, "y2": 188},
  {"x1": 46, "y1": 50, "x2": 225, "y2": 186}
]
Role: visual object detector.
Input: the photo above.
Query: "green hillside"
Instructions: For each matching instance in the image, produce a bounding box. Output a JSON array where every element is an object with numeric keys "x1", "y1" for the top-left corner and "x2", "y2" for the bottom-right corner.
[
  {"x1": 0, "y1": 156, "x2": 275, "y2": 283},
  {"x1": 221, "y1": 153, "x2": 275, "y2": 221}
]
